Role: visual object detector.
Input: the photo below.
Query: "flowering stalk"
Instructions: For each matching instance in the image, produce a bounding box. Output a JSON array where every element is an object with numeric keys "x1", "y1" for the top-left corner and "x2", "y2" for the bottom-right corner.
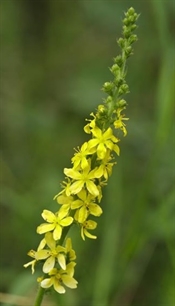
[{"x1": 24, "y1": 7, "x2": 139, "y2": 306}]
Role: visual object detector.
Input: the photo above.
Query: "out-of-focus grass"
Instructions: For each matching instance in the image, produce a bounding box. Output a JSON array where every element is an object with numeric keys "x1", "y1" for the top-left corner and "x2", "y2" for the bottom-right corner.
[{"x1": 0, "y1": 0, "x2": 174, "y2": 306}]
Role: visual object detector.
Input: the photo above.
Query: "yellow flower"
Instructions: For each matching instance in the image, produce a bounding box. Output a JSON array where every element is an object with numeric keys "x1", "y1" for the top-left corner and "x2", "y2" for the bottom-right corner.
[
  {"x1": 65, "y1": 237, "x2": 76, "y2": 262},
  {"x1": 80, "y1": 219, "x2": 97, "y2": 240},
  {"x1": 23, "y1": 238, "x2": 46, "y2": 274},
  {"x1": 84, "y1": 113, "x2": 96, "y2": 134},
  {"x1": 55, "y1": 193, "x2": 73, "y2": 216},
  {"x1": 88, "y1": 126, "x2": 120, "y2": 159},
  {"x1": 35, "y1": 233, "x2": 76, "y2": 273},
  {"x1": 72, "y1": 189, "x2": 103, "y2": 223},
  {"x1": 35, "y1": 232, "x2": 67, "y2": 273},
  {"x1": 71, "y1": 142, "x2": 93, "y2": 169},
  {"x1": 64, "y1": 162, "x2": 102, "y2": 197},
  {"x1": 56, "y1": 193, "x2": 74, "y2": 207},
  {"x1": 97, "y1": 151, "x2": 116, "y2": 179},
  {"x1": 37, "y1": 208, "x2": 73, "y2": 240},
  {"x1": 54, "y1": 178, "x2": 73, "y2": 198},
  {"x1": 40, "y1": 262, "x2": 78, "y2": 294},
  {"x1": 114, "y1": 108, "x2": 129, "y2": 136}
]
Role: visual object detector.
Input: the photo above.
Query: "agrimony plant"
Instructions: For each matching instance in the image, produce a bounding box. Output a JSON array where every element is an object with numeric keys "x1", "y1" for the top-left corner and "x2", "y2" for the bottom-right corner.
[{"x1": 24, "y1": 7, "x2": 139, "y2": 306}]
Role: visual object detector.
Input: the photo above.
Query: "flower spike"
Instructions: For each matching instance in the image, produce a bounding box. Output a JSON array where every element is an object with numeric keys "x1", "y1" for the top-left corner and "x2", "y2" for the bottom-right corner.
[{"x1": 24, "y1": 7, "x2": 139, "y2": 303}]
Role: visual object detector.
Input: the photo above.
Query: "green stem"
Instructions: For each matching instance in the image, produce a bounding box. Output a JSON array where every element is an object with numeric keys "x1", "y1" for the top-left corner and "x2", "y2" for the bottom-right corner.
[{"x1": 34, "y1": 286, "x2": 45, "y2": 306}]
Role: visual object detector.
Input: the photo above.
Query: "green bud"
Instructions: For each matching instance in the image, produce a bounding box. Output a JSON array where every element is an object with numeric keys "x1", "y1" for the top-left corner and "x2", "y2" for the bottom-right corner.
[
  {"x1": 102, "y1": 82, "x2": 114, "y2": 94},
  {"x1": 117, "y1": 37, "x2": 125, "y2": 48},
  {"x1": 125, "y1": 46, "x2": 132, "y2": 57},
  {"x1": 130, "y1": 16, "x2": 136, "y2": 23},
  {"x1": 131, "y1": 24, "x2": 137, "y2": 31},
  {"x1": 118, "y1": 84, "x2": 129, "y2": 95},
  {"x1": 128, "y1": 7, "x2": 135, "y2": 16},
  {"x1": 105, "y1": 96, "x2": 113, "y2": 104},
  {"x1": 123, "y1": 30, "x2": 131, "y2": 39},
  {"x1": 123, "y1": 26, "x2": 131, "y2": 39},
  {"x1": 128, "y1": 34, "x2": 137, "y2": 44},
  {"x1": 123, "y1": 18, "x2": 130, "y2": 26},
  {"x1": 114, "y1": 77, "x2": 124, "y2": 87},
  {"x1": 110, "y1": 64, "x2": 120, "y2": 75},
  {"x1": 116, "y1": 99, "x2": 127, "y2": 107},
  {"x1": 113, "y1": 55, "x2": 123, "y2": 67}
]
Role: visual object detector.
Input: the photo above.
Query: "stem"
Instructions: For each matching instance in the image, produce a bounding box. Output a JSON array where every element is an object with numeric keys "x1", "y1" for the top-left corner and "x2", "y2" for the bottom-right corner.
[{"x1": 34, "y1": 286, "x2": 45, "y2": 306}]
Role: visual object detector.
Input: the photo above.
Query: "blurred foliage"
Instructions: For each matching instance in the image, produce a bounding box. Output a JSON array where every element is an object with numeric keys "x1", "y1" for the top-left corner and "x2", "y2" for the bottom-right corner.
[{"x1": 0, "y1": 0, "x2": 174, "y2": 305}]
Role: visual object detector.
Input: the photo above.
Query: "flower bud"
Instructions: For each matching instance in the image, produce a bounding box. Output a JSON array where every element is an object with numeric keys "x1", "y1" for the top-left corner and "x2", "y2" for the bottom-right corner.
[
  {"x1": 131, "y1": 24, "x2": 137, "y2": 31},
  {"x1": 118, "y1": 84, "x2": 129, "y2": 95},
  {"x1": 116, "y1": 99, "x2": 127, "y2": 108},
  {"x1": 102, "y1": 82, "x2": 114, "y2": 94},
  {"x1": 123, "y1": 18, "x2": 130, "y2": 26},
  {"x1": 123, "y1": 26, "x2": 130, "y2": 39},
  {"x1": 113, "y1": 55, "x2": 123, "y2": 67},
  {"x1": 129, "y1": 34, "x2": 137, "y2": 44},
  {"x1": 128, "y1": 7, "x2": 135, "y2": 16},
  {"x1": 110, "y1": 64, "x2": 120, "y2": 75},
  {"x1": 105, "y1": 96, "x2": 113, "y2": 104},
  {"x1": 117, "y1": 37, "x2": 125, "y2": 48},
  {"x1": 125, "y1": 46, "x2": 132, "y2": 57}
]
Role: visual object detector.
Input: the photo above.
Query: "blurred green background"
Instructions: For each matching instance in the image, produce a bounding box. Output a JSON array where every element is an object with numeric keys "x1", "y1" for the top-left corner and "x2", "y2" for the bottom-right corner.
[{"x1": 0, "y1": 0, "x2": 174, "y2": 305}]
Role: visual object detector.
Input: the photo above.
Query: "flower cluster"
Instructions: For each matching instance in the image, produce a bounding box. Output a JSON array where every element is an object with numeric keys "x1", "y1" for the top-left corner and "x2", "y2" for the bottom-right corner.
[
  {"x1": 24, "y1": 233, "x2": 77, "y2": 293},
  {"x1": 24, "y1": 7, "x2": 138, "y2": 297}
]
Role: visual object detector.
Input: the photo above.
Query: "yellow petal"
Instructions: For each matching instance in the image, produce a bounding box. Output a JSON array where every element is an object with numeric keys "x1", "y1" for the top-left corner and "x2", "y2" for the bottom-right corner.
[
  {"x1": 37, "y1": 223, "x2": 55, "y2": 234},
  {"x1": 97, "y1": 143, "x2": 106, "y2": 159},
  {"x1": 36, "y1": 249, "x2": 50, "y2": 260},
  {"x1": 70, "y1": 180, "x2": 84, "y2": 194},
  {"x1": 42, "y1": 210, "x2": 55, "y2": 223},
  {"x1": 71, "y1": 199, "x2": 82, "y2": 209},
  {"x1": 86, "y1": 220, "x2": 97, "y2": 229},
  {"x1": 88, "y1": 138, "x2": 99, "y2": 149},
  {"x1": 45, "y1": 232, "x2": 55, "y2": 249},
  {"x1": 53, "y1": 280, "x2": 66, "y2": 294},
  {"x1": 41, "y1": 278, "x2": 53, "y2": 289},
  {"x1": 62, "y1": 275, "x2": 78, "y2": 289},
  {"x1": 64, "y1": 168, "x2": 81, "y2": 180},
  {"x1": 113, "y1": 144, "x2": 120, "y2": 155},
  {"x1": 89, "y1": 204, "x2": 103, "y2": 216},
  {"x1": 86, "y1": 181, "x2": 99, "y2": 197},
  {"x1": 60, "y1": 216, "x2": 73, "y2": 227},
  {"x1": 53, "y1": 225, "x2": 62, "y2": 240},
  {"x1": 43, "y1": 256, "x2": 55, "y2": 273},
  {"x1": 57, "y1": 253, "x2": 66, "y2": 270},
  {"x1": 84, "y1": 229, "x2": 97, "y2": 239},
  {"x1": 77, "y1": 206, "x2": 88, "y2": 223},
  {"x1": 38, "y1": 238, "x2": 46, "y2": 251}
]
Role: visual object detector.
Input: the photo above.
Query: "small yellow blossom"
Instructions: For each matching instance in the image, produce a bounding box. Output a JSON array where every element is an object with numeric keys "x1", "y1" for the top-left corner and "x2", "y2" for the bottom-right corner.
[
  {"x1": 72, "y1": 189, "x2": 103, "y2": 223},
  {"x1": 35, "y1": 233, "x2": 76, "y2": 273},
  {"x1": 97, "y1": 151, "x2": 116, "y2": 179},
  {"x1": 71, "y1": 142, "x2": 93, "y2": 169},
  {"x1": 35, "y1": 232, "x2": 67, "y2": 273},
  {"x1": 55, "y1": 178, "x2": 73, "y2": 197},
  {"x1": 40, "y1": 262, "x2": 78, "y2": 294},
  {"x1": 56, "y1": 193, "x2": 74, "y2": 207},
  {"x1": 65, "y1": 237, "x2": 76, "y2": 262},
  {"x1": 37, "y1": 208, "x2": 73, "y2": 240},
  {"x1": 88, "y1": 126, "x2": 120, "y2": 159},
  {"x1": 114, "y1": 108, "x2": 129, "y2": 136},
  {"x1": 64, "y1": 162, "x2": 102, "y2": 197},
  {"x1": 84, "y1": 113, "x2": 96, "y2": 134},
  {"x1": 80, "y1": 219, "x2": 97, "y2": 240},
  {"x1": 23, "y1": 238, "x2": 46, "y2": 274}
]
